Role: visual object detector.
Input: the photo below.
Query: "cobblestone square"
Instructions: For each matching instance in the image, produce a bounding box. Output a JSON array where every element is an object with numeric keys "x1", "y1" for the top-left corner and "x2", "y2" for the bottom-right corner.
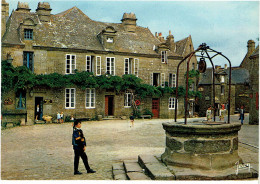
[{"x1": 1, "y1": 115, "x2": 258, "y2": 181}]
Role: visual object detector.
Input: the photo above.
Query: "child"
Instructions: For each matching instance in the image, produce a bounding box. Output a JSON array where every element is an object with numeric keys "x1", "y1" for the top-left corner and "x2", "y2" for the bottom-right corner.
[
  {"x1": 60, "y1": 112, "x2": 64, "y2": 123},
  {"x1": 57, "y1": 112, "x2": 61, "y2": 123},
  {"x1": 206, "y1": 107, "x2": 212, "y2": 121},
  {"x1": 130, "y1": 113, "x2": 135, "y2": 127}
]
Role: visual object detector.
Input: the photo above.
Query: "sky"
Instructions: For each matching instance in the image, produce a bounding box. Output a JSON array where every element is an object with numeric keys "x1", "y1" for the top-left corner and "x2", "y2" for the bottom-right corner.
[{"x1": 6, "y1": 0, "x2": 259, "y2": 67}]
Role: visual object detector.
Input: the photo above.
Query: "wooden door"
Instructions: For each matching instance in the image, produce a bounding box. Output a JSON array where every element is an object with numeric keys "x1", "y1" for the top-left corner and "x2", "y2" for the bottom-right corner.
[
  {"x1": 152, "y1": 98, "x2": 160, "y2": 118},
  {"x1": 105, "y1": 96, "x2": 114, "y2": 116}
]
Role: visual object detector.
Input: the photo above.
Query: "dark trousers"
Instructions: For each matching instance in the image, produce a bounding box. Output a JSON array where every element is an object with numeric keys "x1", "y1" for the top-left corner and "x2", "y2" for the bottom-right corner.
[{"x1": 74, "y1": 148, "x2": 91, "y2": 172}]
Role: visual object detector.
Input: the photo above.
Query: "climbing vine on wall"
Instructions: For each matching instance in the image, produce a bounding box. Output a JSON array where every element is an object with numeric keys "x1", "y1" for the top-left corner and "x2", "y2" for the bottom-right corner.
[{"x1": 1, "y1": 60, "x2": 201, "y2": 99}]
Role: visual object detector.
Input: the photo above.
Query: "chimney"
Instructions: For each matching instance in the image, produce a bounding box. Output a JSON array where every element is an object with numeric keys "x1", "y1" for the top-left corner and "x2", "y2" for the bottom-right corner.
[
  {"x1": 36, "y1": 2, "x2": 52, "y2": 22},
  {"x1": 247, "y1": 40, "x2": 255, "y2": 54},
  {"x1": 16, "y1": 2, "x2": 31, "y2": 12},
  {"x1": 121, "y1": 12, "x2": 137, "y2": 33},
  {"x1": 158, "y1": 32, "x2": 165, "y2": 42},
  {"x1": 1, "y1": 0, "x2": 9, "y2": 37},
  {"x1": 215, "y1": 65, "x2": 221, "y2": 72},
  {"x1": 224, "y1": 64, "x2": 228, "y2": 69},
  {"x1": 166, "y1": 30, "x2": 175, "y2": 50}
]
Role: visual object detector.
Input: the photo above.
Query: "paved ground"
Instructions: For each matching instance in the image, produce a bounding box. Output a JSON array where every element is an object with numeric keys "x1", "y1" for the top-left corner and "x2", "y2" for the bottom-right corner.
[{"x1": 1, "y1": 114, "x2": 258, "y2": 181}]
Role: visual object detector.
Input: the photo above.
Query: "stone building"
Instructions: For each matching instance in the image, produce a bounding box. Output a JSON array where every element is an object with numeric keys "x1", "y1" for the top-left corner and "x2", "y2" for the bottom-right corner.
[
  {"x1": 1, "y1": 1, "x2": 197, "y2": 125},
  {"x1": 197, "y1": 65, "x2": 236, "y2": 117},
  {"x1": 240, "y1": 40, "x2": 259, "y2": 125},
  {"x1": 197, "y1": 40, "x2": 259, "y2": 121}
]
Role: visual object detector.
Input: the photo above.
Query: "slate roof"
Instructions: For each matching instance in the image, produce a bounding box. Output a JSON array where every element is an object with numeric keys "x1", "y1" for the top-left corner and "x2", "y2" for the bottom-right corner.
[
  {"x1": 175, "y1": 37, "x2": 189, "y2": 56},
  {"x1": 199, "y1": 67, "x2": 249, "y2": 85},
  {"x1": 2, "y1": 6, "x2": 189, "y2": 57}
]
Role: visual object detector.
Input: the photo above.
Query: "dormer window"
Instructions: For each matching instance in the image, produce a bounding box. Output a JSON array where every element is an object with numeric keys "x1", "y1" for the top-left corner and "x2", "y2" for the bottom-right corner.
[
  {"x1": 24, "y1": 29, "x2": 33, "y2": 40},
  {"x1": 107, "y1": 37, "x2": 114, "y2": 43},
  {"x1": 97, "y1": 26, "x2": 117, "y2": 50},
  {"x1": 161, "y1": 51, "x2": 167, "y2": 63}
]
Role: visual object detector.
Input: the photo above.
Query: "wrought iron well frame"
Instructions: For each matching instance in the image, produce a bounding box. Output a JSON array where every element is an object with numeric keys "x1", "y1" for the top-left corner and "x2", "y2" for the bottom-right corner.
[{"x1": 174, "y1": 43, "x2": 232, "y2": 124}]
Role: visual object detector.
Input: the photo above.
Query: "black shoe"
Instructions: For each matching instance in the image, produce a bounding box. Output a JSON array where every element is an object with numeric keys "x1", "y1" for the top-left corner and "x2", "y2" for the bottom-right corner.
[
  {"x1": 87, "y1": 169, "x2": 96, "y2": 173},
  {"x1": 74, "y1": 171, "x2": 82, "y2": 175}
]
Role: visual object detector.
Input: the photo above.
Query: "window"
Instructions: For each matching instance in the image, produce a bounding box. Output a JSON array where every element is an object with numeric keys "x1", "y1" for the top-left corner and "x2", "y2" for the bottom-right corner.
[
  {"x1": 23, "y1": 52, "x2": 34, "y2": 72},
  {"x1": 161, "y1": 73, "x2": 165, "y2": 87},
  {"x1": 169, "y1": 97, "x2": 177, "y2": 109},
  {"x1": 151, "y1": 73, "x2": 161, "y2": 87},
  {"x1": 86, "y1": 88, "x2": 95, "y2": 108},
  {"x1": 65, "y1": 88, "x2": 75, "y2": 108},
  {"x1": 16, "y1": 90, "x2": 26, "y2": 109},
  {"x1": 192, "y1": 63, "x2": 195, "y2": 70},
  {"x1": 134, "y1": 58, "x2": 139, "y2": 76},
  {"x1": 124, "y1": 92, "x2": 132, "y2": 107},
  {"x1": 220, "y1": 76, "x2": 225, "y2": 83},
  {"x1": 169, "y1": 73, "x2": 176, "y2": 87},
  {"x1": 96, "y1": 56, "x2": 101, "y2": 76},
  {"x1": 66, "y1": 54, "x2": 76, "y2": 74},
  {"x1": 221, "y1": 85, "x2": 225, "y2": 95},
  {"x1": 124, "y1": 58, "x2": 132, "y2": 74},
  {"x1": 24, "y1": 29, "x2": 33, "y2": 40},
  {"x1": 86, "y1": 55, "x2": 94, "y2": 73},
  {"x1": 161, "y1": 51, "x2": 167, "y2": 63},
  {"x1": 107, "y1": 37, "x2": 114, "y2": 43},
  {"x1": 106, "y1": 57, "x2": 115, "y2": 75}
]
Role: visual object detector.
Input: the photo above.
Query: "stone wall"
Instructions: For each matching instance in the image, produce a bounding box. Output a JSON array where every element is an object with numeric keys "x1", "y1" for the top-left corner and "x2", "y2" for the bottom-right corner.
[{"x1": 161, "y1": 122, "x2": 242, "y2": 170}]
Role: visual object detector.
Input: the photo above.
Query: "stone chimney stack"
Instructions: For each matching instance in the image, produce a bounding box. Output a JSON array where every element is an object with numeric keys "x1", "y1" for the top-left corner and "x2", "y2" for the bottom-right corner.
[
  {"x1": 36, "y1": 2, "x2": 52, "y2": 22},
  {"x1": 224, "y1": 64, "x2": 228, "y2": 69},
  {"x1": 16, "y1": 2, "x2": 31, "y2": 12},
  {"x1": 158, "y1": 32, "x2": 165, "y2": 42},
  {"x1": 1, "y1": 0, "x2": 9, "y2": 37},
  {"x1": 247, "y1": 40, "x2": 255, "y2": 55},
  {"x1": 121, "y1": 12, "x2": 137, "y2": 33},
  {"x1": 215, "y1": 65, "x2": 221, "y2": 72},
  {"x1": 166, "y1": 30, "x2": 175, "y2": 50}
]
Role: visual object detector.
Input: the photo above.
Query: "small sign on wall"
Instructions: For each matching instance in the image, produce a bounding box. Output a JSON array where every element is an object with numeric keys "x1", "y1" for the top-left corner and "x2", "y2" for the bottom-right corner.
[{"x1": 4, "y1": 97, "x2": 13, "y2": 105}]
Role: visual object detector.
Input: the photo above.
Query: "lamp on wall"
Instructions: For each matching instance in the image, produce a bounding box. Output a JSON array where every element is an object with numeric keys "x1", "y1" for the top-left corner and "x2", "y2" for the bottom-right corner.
[
  {"x1": 29, "y1": 90, "x2": 33, "y2": 97},
  {"x1": 7, "y1": 53, "x2": 13, "y2": 64}
]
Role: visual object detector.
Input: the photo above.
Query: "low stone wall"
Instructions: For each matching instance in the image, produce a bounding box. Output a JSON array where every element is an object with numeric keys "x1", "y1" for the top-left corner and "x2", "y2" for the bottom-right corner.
[
  {"x1": 161, "y1": 122, "x2": 242, "y2": 170},
  {"x1": 2, "y1": 110, "x2": 27, "y2": 127}
]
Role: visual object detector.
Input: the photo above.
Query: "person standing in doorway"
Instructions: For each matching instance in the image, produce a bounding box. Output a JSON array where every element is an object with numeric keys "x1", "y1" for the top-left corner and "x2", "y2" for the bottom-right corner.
[
  {"x1": 239, "y1": 105, "x2": 245, "y2": 125},
  {"x1": 35, "y1": 104, "x2": 40, "y2": 121},
  {"x1": 72, "y1": 120, "x2": 96, "y2": 175}
]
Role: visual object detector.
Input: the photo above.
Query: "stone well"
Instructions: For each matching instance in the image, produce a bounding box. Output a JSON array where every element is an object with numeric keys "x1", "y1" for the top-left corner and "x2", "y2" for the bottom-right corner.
[{"x1": 161, "y1": 122, "x2": 242, "y2": 170}]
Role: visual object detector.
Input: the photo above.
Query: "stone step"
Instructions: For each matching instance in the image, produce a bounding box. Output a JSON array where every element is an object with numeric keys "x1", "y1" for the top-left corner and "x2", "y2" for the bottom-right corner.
[
  {"x1": 138, "y1": 154, "x2": 175, "y2": 180},
  {"x1": 34, "y1": 120, "x2": 46, "y2": 124},
  {"x1": 123, "y1": 160, "x2": 151, "y2": 180},
  {"x1": 112, "y1": 163, "x2": 127, "y2": 180}
]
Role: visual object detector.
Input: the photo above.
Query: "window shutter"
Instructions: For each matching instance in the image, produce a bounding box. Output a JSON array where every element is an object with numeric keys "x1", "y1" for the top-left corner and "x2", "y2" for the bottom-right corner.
[
  {"x1": 150, "y1": 73, "x2": 153, "y2": 86},
  {"x1": 134, "y1": 58, "x2": 139, "y2": 76},
  {"x1": 161, "y1": 73, "x2": 165, "y2": 87}
]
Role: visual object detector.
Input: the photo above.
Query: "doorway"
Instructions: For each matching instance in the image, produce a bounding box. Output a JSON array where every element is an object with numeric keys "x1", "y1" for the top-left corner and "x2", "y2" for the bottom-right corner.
[
  {"x1": 105, "y1": 95, "x2": 114, "y2": 116},
  {"x1": 35, "y1": 97, "x2": 43, "y2": 120},
  {"x1": 152, "y1": 98, "x2": 160, "y2": 118}
]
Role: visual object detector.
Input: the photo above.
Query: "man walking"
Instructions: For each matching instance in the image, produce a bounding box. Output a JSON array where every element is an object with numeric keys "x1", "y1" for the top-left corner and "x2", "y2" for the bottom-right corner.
[
  {"x1": 72, "y1": 120, "x2": 96, "y2": 175},
  {"x1": 239, "y1": 105, "x2": 245, "y2": 125}
]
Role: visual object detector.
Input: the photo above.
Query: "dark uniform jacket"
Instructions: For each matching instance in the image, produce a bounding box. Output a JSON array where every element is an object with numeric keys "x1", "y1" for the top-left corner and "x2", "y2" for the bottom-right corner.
[{"x1": 72, "y1": 128, "x2": 86, "y2": 150}]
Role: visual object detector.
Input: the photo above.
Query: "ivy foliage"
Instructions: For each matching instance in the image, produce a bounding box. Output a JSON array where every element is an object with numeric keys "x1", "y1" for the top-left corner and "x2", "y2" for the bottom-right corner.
[{"x1": 1, "y1": 60, "x2": 201, "y2": 99}]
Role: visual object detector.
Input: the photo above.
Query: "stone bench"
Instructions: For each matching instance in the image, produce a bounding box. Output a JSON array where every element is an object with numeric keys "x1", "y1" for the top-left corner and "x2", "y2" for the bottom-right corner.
[{"x1": 140, "y1": 115, "x2": 152, "y2": 119}]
